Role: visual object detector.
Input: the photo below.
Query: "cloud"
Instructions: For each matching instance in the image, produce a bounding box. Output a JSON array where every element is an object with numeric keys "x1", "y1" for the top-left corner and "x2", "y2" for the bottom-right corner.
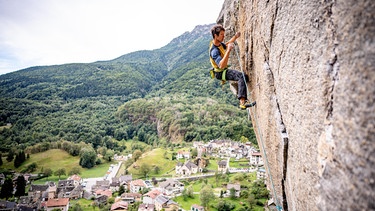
[{"x1": 0, "y1": 0, "x2": 223, "y2": 75}]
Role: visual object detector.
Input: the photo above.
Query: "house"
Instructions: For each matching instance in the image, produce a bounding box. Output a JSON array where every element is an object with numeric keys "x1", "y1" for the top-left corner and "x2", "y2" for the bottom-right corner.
[
  {"x1": 66, "y1": 185, "x2": 84, "y2": 199},
  {"x1": 96, "y1": 189, "x2": 112, "y2": 198},
  {"x1": 225, "y1": 184, "x2": 241, "y2": 198},
  {"x1": 28, "y1": 184, "x2": 49, "y2": 200},
  {"x1": 111, "y1": 201, "x2": 128, "y2": 211},
  {"x1": 119, "y1": 175, "x2": 132, "y2": 190},
  {"x1": 143, "y1": 189, "x2": 161, "y2": 204},
  {"x1": 175, "y1": 161, "x2": 198, "y2": 176},
  {"x1": 119, "y1": 175, "x2": 132, "y2": 185},
  {"x1": 0, "y1": 200, "x2": 17, "y2": 210},
  {"x1": 176, "y1": 150, "x2": 190, "y2": 160},
  {"x1": 138, "y1": 203, "x2": 155, "y2": 211},
  {"x1": 218, "y1": 160, "x2": 227, "y2": 173},
  {"x1": 110, "y1": 177, "x2": 121, "y2": 192},
  {"x1": 67, "y1": 174, "x2": 82, "y2": 187},
  {"x1": 45, "y1": 198, "x2": 69, "y2": 211},
  {"x1": 231, "y1": 148, "x2": 246, "y2": 159},
  {"x1": 130, "y1": 179, "x2": 146, "y2": 193},
  {"x1": 196, "y1": 145, "x2": 207, "y2": 158},
  {"x1": 121, "y1": 192, "x2": 142, "y2": 203},
  {"x1": 56, "y1": 180, "x2": 77, "y2": 198},
  {"x1": 154, "y1": 195, "x2": 178, "y2": 211},
  {"x1": 83, "y1": 190, "x2": 95, "y2": 200},
  {"x1": 94, "y1": 194, "x2": 108, "y2": 206},
  {"x1": 144, "y1": 180, "x2": 154, "y2": 189},
  {"x1": 114, "y1": 154, "x2": 131, "y2": 161},
  {"x1": 158, "y1": 179, "x2": 184, "y2": 196},
  {"x1": 191, "y1": 204, "x2": 204, "y2": 211},
  {"x1": 28, "y1": 183, "x2": 56, "y2": 202},
  {"x1": 257, "y1": 168, "x2": 267, "y2": 180},
  {"x1": 18, "y1": 196, "x2": 38, "y2": 210},
  {"x1": 47, "y1": 184, "x2": 57, "y2": 199},
  {"x1": 92, "y1": 180, "x2": 110, "y2": 192},
  {"x1": 250, "y1": 152, "x2": 263, "y2": 165}
]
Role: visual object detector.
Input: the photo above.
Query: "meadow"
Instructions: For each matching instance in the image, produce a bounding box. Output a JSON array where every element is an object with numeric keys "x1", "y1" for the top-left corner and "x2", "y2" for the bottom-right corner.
[{"x1": 1, "y1": 149, "x2": 114, "y2": 183}]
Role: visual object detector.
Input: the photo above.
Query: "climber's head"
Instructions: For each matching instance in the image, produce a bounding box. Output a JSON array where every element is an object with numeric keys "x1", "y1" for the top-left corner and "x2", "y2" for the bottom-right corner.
[{"x1": 211, "y1": 24, "x2": 225, "y2": 41}]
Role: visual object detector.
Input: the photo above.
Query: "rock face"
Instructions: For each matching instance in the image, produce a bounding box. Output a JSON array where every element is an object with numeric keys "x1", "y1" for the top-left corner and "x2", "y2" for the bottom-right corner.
[{"x1": 216, "y1": 0, "x2": 375, "y2": 210}]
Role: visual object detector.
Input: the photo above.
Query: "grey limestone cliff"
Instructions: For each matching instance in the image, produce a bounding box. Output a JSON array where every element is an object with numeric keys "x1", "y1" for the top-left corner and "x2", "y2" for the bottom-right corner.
[{"x1": 216, "y1": 0, "x2": 374, "y2": 210}]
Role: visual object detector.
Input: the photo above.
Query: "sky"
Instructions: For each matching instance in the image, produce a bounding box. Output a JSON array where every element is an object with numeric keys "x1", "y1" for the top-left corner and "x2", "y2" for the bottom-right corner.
[{"x1": 0, "y1": 0, "x2": 224, "y2": 75}]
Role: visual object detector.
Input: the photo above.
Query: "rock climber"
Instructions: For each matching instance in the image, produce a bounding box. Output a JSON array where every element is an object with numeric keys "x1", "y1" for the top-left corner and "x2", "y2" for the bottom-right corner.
[{"x1": 209, "y1": 24, "x2": 256, "y2": 110}]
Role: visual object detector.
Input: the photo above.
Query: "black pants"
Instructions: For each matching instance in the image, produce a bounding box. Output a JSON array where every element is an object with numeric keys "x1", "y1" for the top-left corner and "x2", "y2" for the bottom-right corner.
[{"x1": 215, "y1": 69, "x2": 248, "y2": 100}]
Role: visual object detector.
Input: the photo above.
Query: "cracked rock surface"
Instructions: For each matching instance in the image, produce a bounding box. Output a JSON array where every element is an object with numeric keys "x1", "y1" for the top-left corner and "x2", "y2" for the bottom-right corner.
[{"x1": 217, "y1": 0, "x2": 375, "y2": 210}]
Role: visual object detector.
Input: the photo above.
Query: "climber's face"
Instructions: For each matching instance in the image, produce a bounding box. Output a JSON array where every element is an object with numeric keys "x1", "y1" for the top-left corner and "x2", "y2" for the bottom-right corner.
[{"x1": 215, "y1": 30, "x2": 225, "y2": 43}]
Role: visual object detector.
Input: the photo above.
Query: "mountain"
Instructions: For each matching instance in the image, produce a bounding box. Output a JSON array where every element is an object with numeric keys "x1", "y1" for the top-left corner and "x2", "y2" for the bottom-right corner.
[{"x1": 0, "y1": 24, "x2": 255, "y2": 152}]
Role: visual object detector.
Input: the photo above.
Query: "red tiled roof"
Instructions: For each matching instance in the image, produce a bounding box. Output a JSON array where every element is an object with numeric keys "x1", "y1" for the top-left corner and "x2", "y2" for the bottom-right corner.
[
  {"x1": 144, "y1": 189, "x2": 161, "y2": 199},
  {"x1": 131, "y1": 179, "x2": 145, "y2": 187},
  {"x1": 96, "y1": 189, "x2": 113, "y2": 198},
  {"x1": 46, "y1": 198, "x2": 69, "y2": 207},
  {"x1": 111, "y1": 201, "x2": 128, "y2": 210},
  {"x1": 68, "y1": 174, "x2": 82, "y2": 181}
]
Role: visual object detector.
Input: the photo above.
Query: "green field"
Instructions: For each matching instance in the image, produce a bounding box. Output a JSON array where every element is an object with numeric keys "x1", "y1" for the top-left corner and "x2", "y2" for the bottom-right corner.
[
  {"x1": 1, "y1": 149, "x2": 114, "y2": 182},
  {"x1": 1, "y1": 148, "x2": 267, "y2": 211},
  {"x1": 125, "y1": 148, "x2": 178, "y2": 178},
  {"x1": 229, "y1": 158, "x2": 251, "y2": 168}
]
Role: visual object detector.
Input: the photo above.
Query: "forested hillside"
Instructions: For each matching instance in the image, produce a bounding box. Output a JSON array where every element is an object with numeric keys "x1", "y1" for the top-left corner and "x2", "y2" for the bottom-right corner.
[{"x1": 0, "y1": 24, "x2": 255, "y2": 153}]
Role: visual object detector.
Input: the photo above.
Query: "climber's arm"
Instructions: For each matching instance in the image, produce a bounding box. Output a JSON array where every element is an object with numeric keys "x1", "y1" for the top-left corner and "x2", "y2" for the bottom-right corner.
[
  {"x1": 226, "y1": 32, "x2": 241, "y2": 45},
  {"x1": 218, "y1": 44, "x2": 233, "y2": 69}
]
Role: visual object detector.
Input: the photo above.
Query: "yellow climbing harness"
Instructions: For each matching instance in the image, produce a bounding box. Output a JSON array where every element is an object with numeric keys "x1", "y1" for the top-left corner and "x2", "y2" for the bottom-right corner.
[{"x1": 209, "y1": 41, "x2": 228, "y2": 84}]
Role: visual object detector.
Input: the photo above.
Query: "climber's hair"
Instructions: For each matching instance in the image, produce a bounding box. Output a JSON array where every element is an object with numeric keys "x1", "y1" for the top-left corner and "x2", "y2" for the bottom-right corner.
[{"x1": 211, "y1": 24, "x2": 225, "y2": 38}]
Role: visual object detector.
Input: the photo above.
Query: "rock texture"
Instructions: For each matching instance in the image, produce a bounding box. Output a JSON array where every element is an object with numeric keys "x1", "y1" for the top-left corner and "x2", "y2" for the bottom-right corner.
[{"x1": 217, "y1": 0, "x2": 375, "y2": 210}]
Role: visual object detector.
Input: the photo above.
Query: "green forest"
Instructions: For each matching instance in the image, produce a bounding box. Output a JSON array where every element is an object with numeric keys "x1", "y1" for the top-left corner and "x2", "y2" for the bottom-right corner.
[{"x1": 0, "y1": 24, "x2": 256, "y2": 158}]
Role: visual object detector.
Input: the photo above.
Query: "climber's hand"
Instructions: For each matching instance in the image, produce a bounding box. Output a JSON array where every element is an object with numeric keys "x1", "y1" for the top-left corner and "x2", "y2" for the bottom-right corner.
[
  {"x1": 228, "y1": 43, "x2": 234, "y2": 50},
  {"x1": 235, "y1": 32, "x2": 241, "y2": 38}
]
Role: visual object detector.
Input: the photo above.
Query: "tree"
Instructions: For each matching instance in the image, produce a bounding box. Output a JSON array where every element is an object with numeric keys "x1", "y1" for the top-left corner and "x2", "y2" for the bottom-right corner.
[
  {"x1": 24, "y1": 162, "x2": 37, "y2": 172},
  {"x1": 54, "y1": 168, "x2": 66, "y2": 180},
  {"x1": 240, "y1": 136, "x2": 249, "y2": 143},
  {"x1": 214, "y1": 170, "x2": 220, "y2": 187},
  {"x1": 43, "y1": 168, "x2": 53, "y2": 179},
  {"x1": 216, "y1": 200, "x2": 235, "y2": 211},
  {"x1": 171, "y1": 152, "x2": 177, "y2": 160},
  {"x1": 70, "y1": 203, "x2": 83, "y2": 211},
  {"x1": 15, "y1": 175, "x2": 26, "y2": 197},
  {"x1": 153, "y1": 165, "x2": 160, "y2": 174},
  {"x1": 104, "y1": 149, "x2": 115, "y2": 162},
  {"x1": 14, "y1": 150, "x2": 26, "y2": 168},
  {"x1": 191, "y1": 148, "x2": 198, "y2": 158},
  {"x1": 139, "y1": 163, "x2": 151, "y2": 179},
  {"x1": 119, "y1": 185, "x2": 125, "y2": 195},
  {"x1": 200, "y1": 185, "x2": 215, "y2": 210},
  {"x1": 229, "y1": 187, "x2": 236, "y2": 199},
  {"x1": 132, "y1": 150, "x2": 142, "y2": 162},
  {"x1": 251, "y1": 179, "x2": 269, "y2": 199},
  {"x1": 0, "y1": 178, "x2": 13, "y2": 199},
  {"x1": 182, "y1": 185, "x2": 194, "y2": 201},
  {"x1": 79, "y1": 147, "x2": 97, "y2": 168},
  {"x1": 6, "y1": 150, "x2": 14, "y2": 162},
  {"x1": 240, "y1": 190, "x2": 249, "y2": 199},
  {"x1": 97, "y1": 146, "x2": 107, "y2": 157},
  {"x1": 0, "y1": 153, "x2": 3, "y2": 166},
  {"x1": 69, "y1": 167, "x2": 81, "y2": 175},
  {"x1": 247, "y1": 194, "x2": 256, "y2": 209}
]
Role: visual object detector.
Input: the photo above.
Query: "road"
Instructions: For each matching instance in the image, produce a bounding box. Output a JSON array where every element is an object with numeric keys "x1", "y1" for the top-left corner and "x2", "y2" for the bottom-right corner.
[
  {"x1": 82, "y1": 159, "x2": 255, "y2": 192},
  {"x1": 82, "y1": 161, "x2": 122, "y2": 192}
]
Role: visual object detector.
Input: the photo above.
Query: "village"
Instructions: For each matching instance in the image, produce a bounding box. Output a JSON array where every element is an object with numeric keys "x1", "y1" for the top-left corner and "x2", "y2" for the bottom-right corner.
[{"x1": 0, "y1": 140, "x2": 266, "y2": 211}]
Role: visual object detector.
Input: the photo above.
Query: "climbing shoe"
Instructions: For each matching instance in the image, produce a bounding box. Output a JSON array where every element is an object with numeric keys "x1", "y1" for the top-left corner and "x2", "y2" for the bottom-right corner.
[{"x1": 240, "y1": 101, "x2": 256, "y2": 110}]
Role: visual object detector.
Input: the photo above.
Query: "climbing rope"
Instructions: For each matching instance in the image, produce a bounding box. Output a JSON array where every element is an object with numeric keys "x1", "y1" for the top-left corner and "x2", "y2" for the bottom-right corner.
[{"x1": 234, "y1": 42, "x2": 283, "y2": 211}]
